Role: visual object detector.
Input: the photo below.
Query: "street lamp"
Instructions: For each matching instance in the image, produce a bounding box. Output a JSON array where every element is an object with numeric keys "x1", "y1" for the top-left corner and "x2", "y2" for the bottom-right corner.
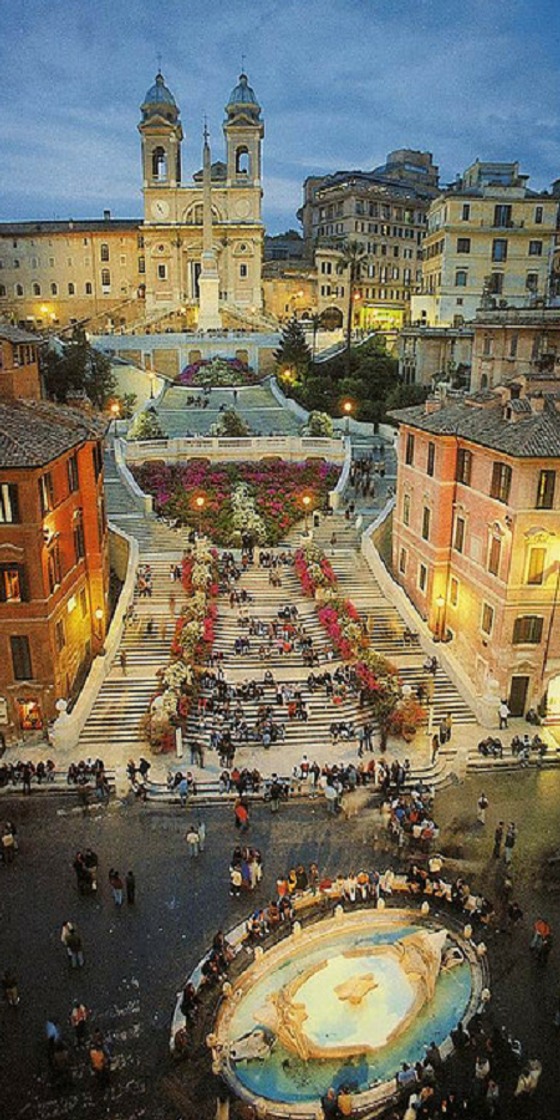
[
  {"x1": 149, "y1": 372, "x2": 156, "y2": 400},
  {"x1": 302, "y1": 494, "x2": 312, "y2": 534},
  {"x1": 194, "y1": 495, "x2": 205, "y2": 537},
  {"x1": 342, "y1": 399, "x2": 354, "y2": 435},
  {"x1": 110, "y1": 401, "x2": 121, "y2": 436}
]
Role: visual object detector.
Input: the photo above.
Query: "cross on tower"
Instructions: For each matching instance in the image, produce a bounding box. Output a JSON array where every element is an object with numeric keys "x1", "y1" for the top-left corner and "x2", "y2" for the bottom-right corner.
[{"x1": 241, "y1": 53, "x2": 246, "y2": 73}]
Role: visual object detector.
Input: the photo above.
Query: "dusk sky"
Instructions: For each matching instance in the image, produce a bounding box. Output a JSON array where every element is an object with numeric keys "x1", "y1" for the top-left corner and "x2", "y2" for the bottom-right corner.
[{"x1": 2, "y1": 0, "x2": 560, "y2": 233}]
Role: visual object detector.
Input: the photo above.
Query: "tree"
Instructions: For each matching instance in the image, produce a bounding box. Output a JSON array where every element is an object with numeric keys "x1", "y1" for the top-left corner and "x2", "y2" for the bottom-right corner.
[
  {"x1": 44, "y1": 327, "x2": 116, "y2": 408},
  {"x1": 337, "y1": 240, "x2": 367, "y2": 376},
  {"x1": 309, "y1": 312, "x2": 323, "y2": 365},
  {"x1": 127, "y1": 407, "x2": 166, "y2": 441},
  {"x1": 214, "y1": 409, "x2": 251, "y2": 437},
  {"x1": 273, "y1": 316, "x2": 311, "y2": 380},
  {"x1": 307, "y1": 411, "x2": 333, "y2": 437}
]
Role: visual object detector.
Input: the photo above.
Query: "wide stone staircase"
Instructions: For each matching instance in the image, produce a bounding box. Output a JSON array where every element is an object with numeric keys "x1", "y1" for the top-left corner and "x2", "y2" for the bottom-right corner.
[{"x1": 155, "y1": 382, "x2": 303, "y2": 438}]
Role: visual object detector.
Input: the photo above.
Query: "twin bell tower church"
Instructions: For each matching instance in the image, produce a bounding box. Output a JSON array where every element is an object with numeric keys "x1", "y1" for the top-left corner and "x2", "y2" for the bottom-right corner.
[{"x1": 138, "y1": 70, "x2": 265, "y2": 328}]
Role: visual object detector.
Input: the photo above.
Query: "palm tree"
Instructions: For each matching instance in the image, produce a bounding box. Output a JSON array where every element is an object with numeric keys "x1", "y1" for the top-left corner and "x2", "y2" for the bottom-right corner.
[
  {"x1": 309, "y1": 312, "x2": 322, "y2": 366},
  {"x1": 338, "y1": 239, "x2": 367, "y2": 375}
]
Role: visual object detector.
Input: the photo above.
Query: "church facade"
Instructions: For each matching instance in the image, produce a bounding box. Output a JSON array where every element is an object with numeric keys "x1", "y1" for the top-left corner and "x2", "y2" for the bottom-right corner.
[{"x1": 0, "y1": 72, "x2": 265, "y2": 332}]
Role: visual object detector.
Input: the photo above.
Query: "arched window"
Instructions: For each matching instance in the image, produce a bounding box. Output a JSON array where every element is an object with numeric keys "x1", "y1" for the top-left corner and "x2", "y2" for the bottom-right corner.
[
  {"x1": 101, "y1": 269, "x2": 111, "y2": 287},
  {"x1": 236, "y1": 146, "x2": 250, "y2": 175},
  {"x1": 68, "y1": 282, "x2": 75, "y2": 295},
  {"x1": 50, "y1": 282, "x2": 58, "y2": 296},
  {"x1": 32, "y1": 282, "x2": 41, "y2": 296},
  {"x1": 15, "y1": 284, "x2": 23, "y2": 297},
  {"x1": 100, "y1": 243, "x2": 109, "y2": 262},
  {"x1": 152, "y1": 146, "x2": 167, "y2": 181}
]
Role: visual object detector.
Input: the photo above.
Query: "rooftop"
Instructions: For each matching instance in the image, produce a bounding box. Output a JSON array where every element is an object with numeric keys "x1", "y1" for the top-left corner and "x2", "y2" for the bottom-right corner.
[
  {"x1": 0, "y1": 219, "x2": 141, "y2": 237},
  {"x1": 0, "y1": 400, "x2": 108, "y2": 469},
  {"x1": 389, "y1": 396, "x2": 560, "y2": 458},
  {"x1": 0, "y1": 325, "x2": 39, "y2": 345}
]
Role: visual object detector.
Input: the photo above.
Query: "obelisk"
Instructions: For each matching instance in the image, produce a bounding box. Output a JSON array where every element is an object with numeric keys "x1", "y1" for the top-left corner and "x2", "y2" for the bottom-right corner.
[{"x1": 197, "y1": 124, "x2": 222, "y2": 332}]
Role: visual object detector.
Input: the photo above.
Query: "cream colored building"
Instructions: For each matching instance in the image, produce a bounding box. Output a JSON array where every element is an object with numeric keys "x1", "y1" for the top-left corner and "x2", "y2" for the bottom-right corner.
[
  {"x1": 471, "y1": 306, "x2": 560, "y2": 391},
  {"x1": 398, "y1": 324, "x2": 474, "y2": 387},
  {"x1": 0, "y1": 217, "x2": 144, "y2": 332},
  {"x1": 299, "y1": 152, "x2": 439, "y2": 332},
  {"x1": 413, "y1": 161, "x2": 560, "y2": 327}
]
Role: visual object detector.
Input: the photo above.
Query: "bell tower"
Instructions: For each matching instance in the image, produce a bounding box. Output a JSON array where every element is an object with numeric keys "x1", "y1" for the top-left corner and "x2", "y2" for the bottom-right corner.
[
  {"x1": 138, "y1": 71, "x2": 183, "y2": 189},
  {"x1": 223, "y1": 73, "x2": 264, "y2": 189}
]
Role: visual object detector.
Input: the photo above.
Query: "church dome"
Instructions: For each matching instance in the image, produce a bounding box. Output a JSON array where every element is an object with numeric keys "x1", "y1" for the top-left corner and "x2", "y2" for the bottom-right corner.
[
  {"x1": 141, "y1": 72, "x2": 178, "y2": 118},
  {"x1": 226, "y1": 73, "x2": 260, "y2": 113}
]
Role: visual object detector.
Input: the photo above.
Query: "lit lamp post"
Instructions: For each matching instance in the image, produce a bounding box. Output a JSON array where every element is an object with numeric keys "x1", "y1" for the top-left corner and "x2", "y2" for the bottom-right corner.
[
  {"x1": 94, "y1": 608, "x2": 106, "y2": 656},
  {"x1": 342, "y1": 399, "x2": 354, "y2": 435},
  {"x1": 195, "y1": 495, "x2": 205, "y2": 537},
  {"x1": 302, "y1": 494, "x2": 312, "y2": 534},
  {"x1": 110, "y1": 401, "x2": 121, "y2": 436}
]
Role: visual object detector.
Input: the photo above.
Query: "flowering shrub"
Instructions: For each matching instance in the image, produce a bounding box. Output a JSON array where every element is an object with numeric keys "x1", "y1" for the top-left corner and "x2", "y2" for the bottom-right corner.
[
  {"x1": 294, "y1": 546, "x2": 337, "y2": 597},
  {"x1": 132, "y1": 458, "x2": 340, "y2": 546},
  {"x1": 179, "y1": 357, "x2": 259, "y2": 387},
  {"x1": 145, "y1": 542, "x2": 219, "y2": 751}
]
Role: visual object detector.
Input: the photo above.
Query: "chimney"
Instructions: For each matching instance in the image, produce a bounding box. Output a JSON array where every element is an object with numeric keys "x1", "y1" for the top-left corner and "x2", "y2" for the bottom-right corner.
[
  {"x1": 103, "y1": 209, "x2": 111, "y2": 221},
  {"x1": 425, "y1": 397, "x2": 443, "y2": 415}
]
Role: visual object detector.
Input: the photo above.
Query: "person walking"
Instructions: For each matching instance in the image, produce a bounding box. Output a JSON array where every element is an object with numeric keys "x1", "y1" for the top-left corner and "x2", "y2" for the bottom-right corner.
[
  {"x1": 493, "y1": 821, "x2": 504, "y2": 858},
  {"x1": 196, "y1": 819, "x2": 206, "y2": 853},
  {"x1": 499, "y1": 699, "x2": 509, "y2": 729},
  {"x1": 119, "y1": 650, "x2": 127, "y2": 676},
  {"x1": 438, "y1": 717, "x2": 447, "y2": 747},
  {"x1": 126, "y1": 870, "x2": 136, "y2": 904},
  {"x1": 431, "y1": 734, "x2": 440, "y2": 766},
  {"x1": 70, "y1": 1000, "x2": 89, "y2": 1047},
  {"x1": 477, "y1": 792, "x2": 489, "y2": 826},
  {"x1": 234, "y1": 800, "x2": 249, "y2": 832},
  {"x1": 66, "y1": 925, "x2": 85, "y2": 968},
  {"x1": 444, "y1": 711, "x2": 453, "y2": 741},
  {"x1": 269, "y1": 775, "x2": 281, "y2": 813},
  {"x1": 505, "y1": 821, "x2": 517, "y2": 865},
  {"x1": 2, "y1": 969, "x2": 19, "y2": 1006},
  {"x1": 108, "y1": 869, "x2": 124, "y2": 906},
  {"x1": 185, "y1": 824, "x2": 199, "y2": 857},
  {"x1": 330, "y1": 532, "x2": 337, "y2": 554}
]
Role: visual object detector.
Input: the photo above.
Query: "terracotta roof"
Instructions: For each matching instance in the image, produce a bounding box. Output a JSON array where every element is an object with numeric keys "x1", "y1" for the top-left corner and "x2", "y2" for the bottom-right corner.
[
  {"x1": 389, "y1": 398, "x2": 560, "y2": 458},
  {"x1": 0, "y1": 400, "x2": 108, "y2": 469}
]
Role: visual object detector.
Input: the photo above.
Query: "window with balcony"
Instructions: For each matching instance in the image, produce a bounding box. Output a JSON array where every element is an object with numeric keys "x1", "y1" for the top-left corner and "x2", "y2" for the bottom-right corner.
[
  {"x1": 493, "y1": 204, "x2": 512, "y2": 228},
  {"x1": 536, "y1": 470, "x2": 556, "y2": 510},
  {"x1": 0, "y1": 483, "x2": 19, "y2": 524},
  {"x1": 456, "y1": 448, "x2": 472, "y2": 485},
  {"x1": 526, "y1": 547, "x2": 546, "y2": 585},
  {"x1": 490, "y1": 462, "x2": 512, "y2": 503},
  {"x1": 513, "y1": 616, "x2": 543, "y2": 645},
  {"x1": 10, "y1": 635, "x2": 32, "y2": 681}
]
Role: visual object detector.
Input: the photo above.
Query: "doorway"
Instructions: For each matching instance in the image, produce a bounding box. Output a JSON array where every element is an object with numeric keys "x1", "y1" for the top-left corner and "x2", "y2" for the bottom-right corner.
[{"x1": 509, "y1": 675, "x2": 529, "y2": 717}]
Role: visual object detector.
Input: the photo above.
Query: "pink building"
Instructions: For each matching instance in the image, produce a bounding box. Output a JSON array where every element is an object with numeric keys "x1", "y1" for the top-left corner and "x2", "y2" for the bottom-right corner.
[{"x1": 391, "y1": 376, "x2": 560, "y2": 719}]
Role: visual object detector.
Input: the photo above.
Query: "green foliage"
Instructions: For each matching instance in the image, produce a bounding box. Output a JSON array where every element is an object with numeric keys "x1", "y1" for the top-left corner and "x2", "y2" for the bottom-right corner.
[
  {"x1": 114, "y1": 392, "x2": 138, "y2": 419},
  {"x1": 307, "y1": 411, "x2": 334, "y2": 437},
  {"x1": 44, "y1": 327, "x2": 116, "y2": 408},
  {"x1": 127, "y1": 407, "x2": 167, "y2": 441},
  {"x1": 214, "y1": 408, "x2": 251, "y2": 437},
  {"x1": 385, "y1": 382, "x2": 429, "y2": 411},
  {"x1": 285, "y1": 335, "x2": 399, "y2": 424},
  {"x1": 274, "y1": 317, "x2": 311, "y2": 379}
]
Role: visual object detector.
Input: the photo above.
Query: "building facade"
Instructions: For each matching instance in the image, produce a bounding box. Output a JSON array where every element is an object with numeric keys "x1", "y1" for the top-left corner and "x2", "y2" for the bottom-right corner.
[
  {"x1": 391, "y1": 380, "x2": 560, "y2": 719},
  {"x1": 0, "y1": 70, "x2": 265, "y2": 333},
  {"x1": 299, "y1": 151, "x2": 440, "y2": 332},
  {"x1": 470, "y1": 306, "x2": 560, "y2": 392},
  {"x1": 398, "y1": 324, "x2": 474, "y2": 387},
  {"x1": 413, "y1": 161, "x2": 560, "y2": 327},
  {"x1": 0, "y1": 381, "x2": 109, "y2": 735}
]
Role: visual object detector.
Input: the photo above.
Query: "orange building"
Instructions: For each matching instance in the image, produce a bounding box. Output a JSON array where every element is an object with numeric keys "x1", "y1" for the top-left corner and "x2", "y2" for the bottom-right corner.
[
  {"x1": 0, "y1": 398, "x2": 109, "y2": 735},
  {"x1": 0, "y1": 325, "x2": 42, "y2": 401},
  {"x1": 391, "y1": 379, "x2": 560, "y2": 719}
]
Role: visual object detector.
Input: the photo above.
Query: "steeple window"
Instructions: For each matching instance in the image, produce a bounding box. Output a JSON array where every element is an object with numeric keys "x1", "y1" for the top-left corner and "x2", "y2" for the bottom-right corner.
[
  {"x1": 152, "y1": 147, "x2": 168, "y2": 181},
  {"x1": 235, "y1": 147, "x2": 250, "y2": 175}
]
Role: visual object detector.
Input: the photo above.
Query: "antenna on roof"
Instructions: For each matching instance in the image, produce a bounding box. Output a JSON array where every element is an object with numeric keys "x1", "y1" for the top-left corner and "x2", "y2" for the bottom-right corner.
[
  {"x1": 241, "y1": 53, "x2": 246, "y2": 73},
  {"x1": 156, "y1": 51, "x2": 163, "y2": 74}
]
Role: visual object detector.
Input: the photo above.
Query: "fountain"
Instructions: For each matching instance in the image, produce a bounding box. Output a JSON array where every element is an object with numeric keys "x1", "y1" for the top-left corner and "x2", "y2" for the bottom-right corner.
[{"x1": 213, "y1": 908, "x2": 486, "y2": 1116}]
